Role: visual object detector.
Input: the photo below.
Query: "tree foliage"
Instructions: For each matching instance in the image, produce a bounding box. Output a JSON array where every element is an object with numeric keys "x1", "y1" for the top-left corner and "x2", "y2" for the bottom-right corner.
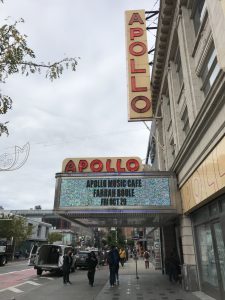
[
  {"x1": 0, "y1": 214, "x2": 33, "y2": 246},
  {"x1": 106, "y1": 228, "x2": 126, "y2": 248},
  {"x1": 0, "y1": 11, "x2": 79, "y2": 136},
  {"x1": 48, "y1": 232, "x2": 62, "y2": 244}
]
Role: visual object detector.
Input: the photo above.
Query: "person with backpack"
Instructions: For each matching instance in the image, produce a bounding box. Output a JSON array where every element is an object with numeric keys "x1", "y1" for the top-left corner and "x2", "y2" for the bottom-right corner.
[{"x1": 143, "y1": 249, "x2": 150, "y2": 269}]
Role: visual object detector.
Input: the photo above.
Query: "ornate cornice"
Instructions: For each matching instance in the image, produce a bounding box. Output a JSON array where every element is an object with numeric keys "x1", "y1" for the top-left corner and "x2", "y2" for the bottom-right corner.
[{"x1": 151, "y1": 0, "x2": 176, "y2": 114}]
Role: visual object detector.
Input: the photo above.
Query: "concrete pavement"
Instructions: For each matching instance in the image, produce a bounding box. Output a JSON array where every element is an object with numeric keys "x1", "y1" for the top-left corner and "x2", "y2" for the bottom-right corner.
[{"x1": 95, "y1": 258, "x2": 215, "y2": 300}]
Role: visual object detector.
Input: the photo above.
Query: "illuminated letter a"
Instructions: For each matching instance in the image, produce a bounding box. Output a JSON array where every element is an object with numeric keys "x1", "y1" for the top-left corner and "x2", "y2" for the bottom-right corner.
[
  {"x1": 129, "y1": 13, "x2": 144, "y2": 25},
  {"x1": 65, "y1": 160, "x2": 76, "y2": 172}
]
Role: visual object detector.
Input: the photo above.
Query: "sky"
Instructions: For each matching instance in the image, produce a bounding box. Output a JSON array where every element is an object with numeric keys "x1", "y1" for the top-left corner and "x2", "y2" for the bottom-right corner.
[{"x1": 0, "y1": 0, "x2": 159, "y2": 210}]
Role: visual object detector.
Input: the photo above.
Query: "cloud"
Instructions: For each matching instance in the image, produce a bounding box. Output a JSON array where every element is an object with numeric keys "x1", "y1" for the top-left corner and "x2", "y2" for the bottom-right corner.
[{"x1": 0, "y1": 0, "x2": 156, "y2": 210}]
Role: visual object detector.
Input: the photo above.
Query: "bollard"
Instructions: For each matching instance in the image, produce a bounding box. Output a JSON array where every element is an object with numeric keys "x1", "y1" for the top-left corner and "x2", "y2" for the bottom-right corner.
[{"x1": 133, "y1": 253, "x2": 139, "y2": 279}]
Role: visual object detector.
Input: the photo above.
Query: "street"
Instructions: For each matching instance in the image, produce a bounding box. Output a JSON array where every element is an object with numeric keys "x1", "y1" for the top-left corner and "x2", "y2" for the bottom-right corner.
[
  {"x1": 0, "y1": 259, "x2": 108, "y2": 300},
  {"x1": 0, "y1": 258, "x2": 205, "y2": 300}
]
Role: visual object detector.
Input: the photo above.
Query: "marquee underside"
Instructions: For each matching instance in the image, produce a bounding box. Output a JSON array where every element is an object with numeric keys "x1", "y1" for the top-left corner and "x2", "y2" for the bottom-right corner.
[{"x1": 55, "y1": 208, "x2": 178, "y2": 227}]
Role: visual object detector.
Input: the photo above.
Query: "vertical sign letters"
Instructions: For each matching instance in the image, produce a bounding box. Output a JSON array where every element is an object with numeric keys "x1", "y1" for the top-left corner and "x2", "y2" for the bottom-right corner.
[{"x1": 125, "y1": 10, "x2": 152, "y2": 121}]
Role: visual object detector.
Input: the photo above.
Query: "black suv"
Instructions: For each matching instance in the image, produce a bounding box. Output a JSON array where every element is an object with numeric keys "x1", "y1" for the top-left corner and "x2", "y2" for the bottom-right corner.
[{"x1": 75, "y1": 251, "x2": 90, "y2": 269}]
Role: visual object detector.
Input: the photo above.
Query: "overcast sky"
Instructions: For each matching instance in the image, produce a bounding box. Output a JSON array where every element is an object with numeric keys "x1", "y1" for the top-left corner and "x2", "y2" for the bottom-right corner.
[{"x1": 0, "y1": 0, "x2": 158, "y2": 210}]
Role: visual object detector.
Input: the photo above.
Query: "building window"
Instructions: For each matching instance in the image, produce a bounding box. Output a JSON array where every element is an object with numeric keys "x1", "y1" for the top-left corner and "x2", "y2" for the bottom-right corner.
[
  {"x1": 150, "y1": 136, "x2": 156, "y2": 164},
  {"x1": 181, "y1": 106, "x2": 190, "y2": 135},
  {"x1": 45, "y1": 227, "x2": 49, "y2": 238},
  {"x1": 201, "y1": 44, "x2": 220, "y2": 95},
  {"x1": 37, "y1": 225, "x2": 41, "y2": 237},
  {"x1": 167, "y1": 94, "x2": 172, "y2": 121},
  {"x1": 170, "y1": 138, "x2": 176, "y2": 159},
  {"x1": 175, "y1": 48, "x2": 183, "y2": 88},
  {"x1": 193, "y1": 0, "x2": 206, "y2": 35}
]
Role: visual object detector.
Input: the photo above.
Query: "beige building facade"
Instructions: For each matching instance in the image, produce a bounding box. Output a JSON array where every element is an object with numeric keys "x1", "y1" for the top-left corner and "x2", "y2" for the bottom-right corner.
[{"x1": 148, "y1": 0, "x2": 225, "y2": 299}]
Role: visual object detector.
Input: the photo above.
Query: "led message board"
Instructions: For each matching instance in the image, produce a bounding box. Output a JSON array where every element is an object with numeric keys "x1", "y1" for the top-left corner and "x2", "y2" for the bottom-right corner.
[{"x1": 59, "y1": 177, "x2": 171, "y2": 207}]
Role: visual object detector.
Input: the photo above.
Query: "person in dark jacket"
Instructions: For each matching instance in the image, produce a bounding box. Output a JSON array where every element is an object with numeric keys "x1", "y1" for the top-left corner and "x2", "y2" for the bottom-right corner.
[
  {"x1": 167, "y1": 251, "x2": 180, "y2": 282},
  {"x1": 87, "y1": 251, "x2": 98, "y2": 287},
  {"x1": 114, "y1": 247, "x2": 120, "y2": 285},
  {"x1": 107, "y1": 245, "x2": 120, "y2": 287},
  {"x1": 63, "y1": 250, "x2": 72, "y2": 284}
]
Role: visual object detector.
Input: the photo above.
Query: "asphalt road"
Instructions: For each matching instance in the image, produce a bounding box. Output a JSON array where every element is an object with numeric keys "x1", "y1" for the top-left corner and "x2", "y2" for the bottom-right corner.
[
  {"x1": 0, "y1": 261, "x2": 109, "y2": 300},
  {"x1": 0, "y1": 260, "x2": 31, "y2": 274}
]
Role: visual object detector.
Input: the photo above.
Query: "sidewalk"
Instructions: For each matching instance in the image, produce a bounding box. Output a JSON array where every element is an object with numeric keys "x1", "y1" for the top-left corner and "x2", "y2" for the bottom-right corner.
[{"x1": 95, "y1": 258, "x2": 213, "y2": 300}]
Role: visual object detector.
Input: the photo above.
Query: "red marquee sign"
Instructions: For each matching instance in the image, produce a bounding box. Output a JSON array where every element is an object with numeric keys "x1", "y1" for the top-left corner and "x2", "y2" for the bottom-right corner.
[{"x1": 62, "y1": 157, "x2": 143, "y2": 173}]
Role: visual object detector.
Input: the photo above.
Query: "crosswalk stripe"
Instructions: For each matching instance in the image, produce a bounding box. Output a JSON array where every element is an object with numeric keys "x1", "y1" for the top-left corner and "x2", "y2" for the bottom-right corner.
[
  {"x1": 25, "y1": 281, "x2": 41, "y2": 286},
  {"x1": 7, "y1": 287, "x2": 23, "y2": 293}
]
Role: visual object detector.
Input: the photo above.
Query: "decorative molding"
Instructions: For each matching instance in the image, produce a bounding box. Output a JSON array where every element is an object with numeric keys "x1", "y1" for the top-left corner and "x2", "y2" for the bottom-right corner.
[
  {"x1": 195, "y1": 33, "x2": 213, "y2": 76},
  {"x1": 171, "y1": 72, "x2": 225, "y2": 186}
]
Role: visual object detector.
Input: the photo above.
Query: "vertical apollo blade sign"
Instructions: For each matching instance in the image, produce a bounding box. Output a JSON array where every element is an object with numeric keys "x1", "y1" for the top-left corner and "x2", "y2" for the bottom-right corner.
[{"x1": 125, "y1": 10, "x2": 152, "y2": 121}]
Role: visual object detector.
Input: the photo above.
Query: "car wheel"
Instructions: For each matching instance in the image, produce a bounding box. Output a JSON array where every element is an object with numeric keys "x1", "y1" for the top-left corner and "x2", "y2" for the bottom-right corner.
[
  {"x1": 37, "y1": 269, "x2": 43, "y2": 276},
  {"x1": 0, "y1": 256, "x2": 7, "y2": 266}
]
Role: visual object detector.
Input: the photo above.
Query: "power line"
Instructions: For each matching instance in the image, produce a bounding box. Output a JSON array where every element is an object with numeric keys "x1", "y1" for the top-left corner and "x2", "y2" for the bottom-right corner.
[{"x1": 0, "y1": 127, "x2": 149, "y2": 154}]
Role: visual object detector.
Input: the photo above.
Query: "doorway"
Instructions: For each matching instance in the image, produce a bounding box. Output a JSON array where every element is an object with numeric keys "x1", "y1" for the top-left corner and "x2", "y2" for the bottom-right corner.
[{"x1": 193, "y1": 198, "x2": 225, "y2": 300}]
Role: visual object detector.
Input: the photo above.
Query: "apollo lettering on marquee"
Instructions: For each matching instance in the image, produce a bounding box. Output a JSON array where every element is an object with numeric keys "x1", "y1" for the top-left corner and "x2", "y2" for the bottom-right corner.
[
  {"x1": 125, "y1": 10, "x2": 152, "y2": 121},
  {"x1": 62, "y1": 157, "x2": 143, "y2": 173}
]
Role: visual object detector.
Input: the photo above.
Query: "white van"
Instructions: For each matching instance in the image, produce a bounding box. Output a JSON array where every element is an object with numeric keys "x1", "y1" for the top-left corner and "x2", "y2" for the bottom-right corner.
[
  {"x1": 28, "y1": 244, "x2": 40, "y2": 266},
  {"x1": 34, "y1": 244, "x2": 76, "y2": 276}
]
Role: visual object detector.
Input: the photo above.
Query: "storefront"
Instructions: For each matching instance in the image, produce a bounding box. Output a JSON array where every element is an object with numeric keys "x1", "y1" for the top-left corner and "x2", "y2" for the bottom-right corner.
[
  {"x1": 192, "y1": 195, "x2": 225, "y2": 300},
  {"x1": 180, "y1": 136, "x2": 225, "y2": 299}
]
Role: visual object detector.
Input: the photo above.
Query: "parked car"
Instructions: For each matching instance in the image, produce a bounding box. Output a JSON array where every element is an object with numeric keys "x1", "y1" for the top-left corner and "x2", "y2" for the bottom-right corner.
[
  {"x1": 74, "y1": 250, "x2": 90, "y2": 269},
  {"x1": 33, "y1": 244, "x2": 76, "y2": 276},
  {"x1": 14, "y1": 251, "x2": 22, "y2": 259},
  {"x1": 94, "y1": 250, "x2": 105, "y2": 266},
  {"x1": 0, "y1": 239, "x2": 13, "y2": 266}
]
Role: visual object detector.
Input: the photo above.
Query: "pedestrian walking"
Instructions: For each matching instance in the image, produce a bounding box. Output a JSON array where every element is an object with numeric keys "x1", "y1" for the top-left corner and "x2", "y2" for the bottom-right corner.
[
  {"x1": 119, "y1": 247, "x2": 126, "y2": 267},
  {"x1": 63, "y1": 250, "x2": 72, "y2": 285},
  {"x1": 167, "y1": 251, "x2": 180, "y2": 282},
  {"x1": 107, "y1": 245, "x2": 120, "y2": 287},
  {"x1": 87, "y1": 251, "x2": 98, "y2": 287},
  {"x1": 114, "y1": 247, "x2": 120, "y2": 285},
  {"x1": 125, "y1": 247, "x2": 129, "y2": 261},
  {"x1": 143, "y1": 249, "x2": 150, "y2": 269}
]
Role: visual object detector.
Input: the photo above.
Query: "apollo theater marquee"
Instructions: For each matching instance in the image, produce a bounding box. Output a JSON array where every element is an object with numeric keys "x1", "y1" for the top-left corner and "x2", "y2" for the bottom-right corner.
[{"x1": 54, "y1": 157, "x2": 180, "y2": 227}]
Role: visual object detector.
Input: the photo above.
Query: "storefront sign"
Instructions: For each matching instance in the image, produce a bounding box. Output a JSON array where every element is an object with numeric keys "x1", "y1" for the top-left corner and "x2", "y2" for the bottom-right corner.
[
  {"x1": 58, "y1": 176, "x2": 171, "y2": 207},
  {"x1": 62, "y1": 157, "x2": 143, "y2": 173},
  {"x1": 125, "y1": 10, "x2": 152, "y2": 121},
  {"x1": 181, "y1": 137, "x2": 225, "y2": 213}
]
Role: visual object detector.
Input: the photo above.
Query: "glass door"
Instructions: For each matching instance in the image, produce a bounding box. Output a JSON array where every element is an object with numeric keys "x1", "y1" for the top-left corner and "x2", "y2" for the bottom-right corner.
[
  {"x1": 212, "y1": 222, "x2": 225, "y2": 300},
  {"x1": 196, "y1": 223, "x2": 220, "y2": 298}
]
